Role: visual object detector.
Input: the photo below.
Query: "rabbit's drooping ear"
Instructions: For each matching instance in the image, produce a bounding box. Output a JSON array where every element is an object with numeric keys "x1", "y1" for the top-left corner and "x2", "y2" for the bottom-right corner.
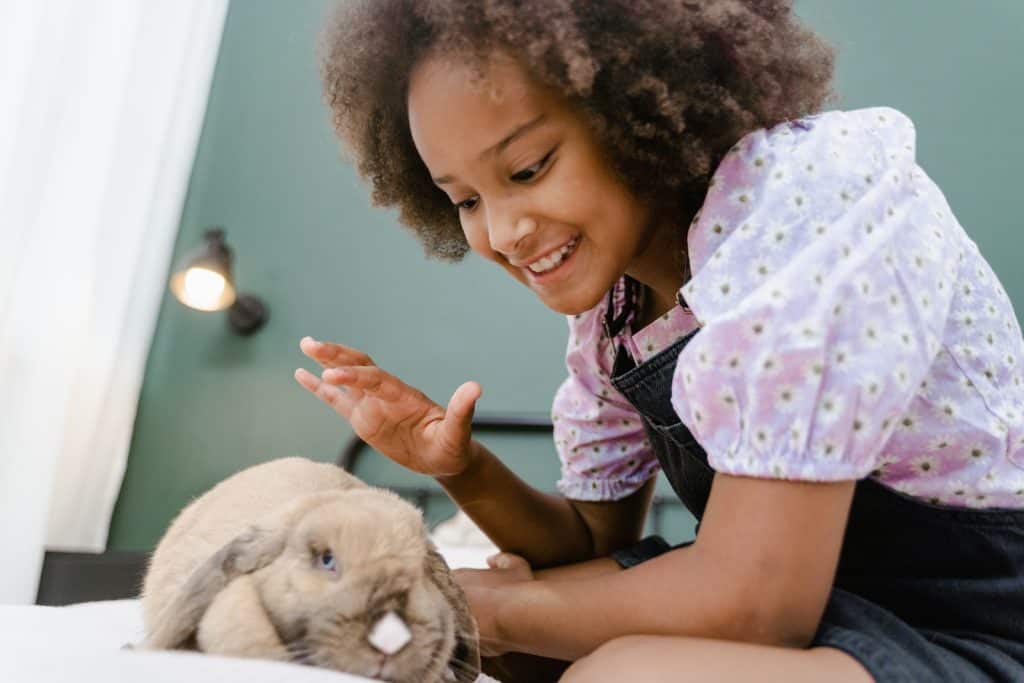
[
  {"x1": 143, "y1": 525, "x2": 287, "y2": 650},
  {"x1": 425, "y1": 546, "x2": 481, "y2": 681}
]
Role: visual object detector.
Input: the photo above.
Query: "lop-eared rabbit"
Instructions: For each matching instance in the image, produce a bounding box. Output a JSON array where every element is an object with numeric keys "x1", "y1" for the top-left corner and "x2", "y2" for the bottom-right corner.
[{"x1": 139, "y1": 457, "x2": 480, "y2": 683}]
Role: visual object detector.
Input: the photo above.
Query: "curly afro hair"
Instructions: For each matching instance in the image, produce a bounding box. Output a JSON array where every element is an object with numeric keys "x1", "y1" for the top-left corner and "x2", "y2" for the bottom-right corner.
[{"x1": 319, "y1": 0, "x2": 835, "y2": 261}]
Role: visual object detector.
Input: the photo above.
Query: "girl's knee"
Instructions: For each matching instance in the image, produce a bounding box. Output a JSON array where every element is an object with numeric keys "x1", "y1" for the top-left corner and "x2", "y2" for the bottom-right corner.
[{"x1": 559, "y1": 636, "x2": 647, "y2": 682}]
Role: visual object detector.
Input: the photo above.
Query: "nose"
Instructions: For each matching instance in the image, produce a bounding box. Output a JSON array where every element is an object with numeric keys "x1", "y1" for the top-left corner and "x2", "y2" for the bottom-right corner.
[
  {"x1": 367, "y1": 611, "x2": 412, "y2": 655},
  {"x1": 486, "y1": 200, "x2": 537, "y2": 257}
]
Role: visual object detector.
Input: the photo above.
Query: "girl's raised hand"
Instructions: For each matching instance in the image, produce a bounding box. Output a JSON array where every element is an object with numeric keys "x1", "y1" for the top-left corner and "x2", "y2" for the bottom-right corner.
[{"x1": 294, "y1": 337, "x2": 481, "y2": 478}]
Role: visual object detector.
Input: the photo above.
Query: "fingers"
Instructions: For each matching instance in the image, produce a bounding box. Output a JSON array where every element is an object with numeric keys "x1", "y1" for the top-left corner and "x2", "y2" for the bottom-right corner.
[
  {"x1": 447, "y1": 381, "x2": 482, "y2": 422},
  {"x1": 484, "y1": 552, "x2": 533, "y2": 584},
  {"x1": 294, "y1": 367, "x2": 355, "y2": 418},
  {"x1": 454, "y1": 554, "x2": 533, "y2": 590},
  {"x1": 300, "y1": 336, "x2": 374, "y2": 369},
  {"x1": 319, "y1": 365, "x2": 407, "y2": 402},
  {"x1": 486, "y1": 553, "x2": 530, "y2": 572},
  {"x1": 440, "y1": 381, "x2": 481, "y2": 445}
]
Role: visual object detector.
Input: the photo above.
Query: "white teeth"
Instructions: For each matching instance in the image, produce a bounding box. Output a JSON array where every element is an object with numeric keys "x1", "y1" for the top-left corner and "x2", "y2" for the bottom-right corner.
[{"x1": 528, "y1": 238, "x2": 578, "y2": 273}]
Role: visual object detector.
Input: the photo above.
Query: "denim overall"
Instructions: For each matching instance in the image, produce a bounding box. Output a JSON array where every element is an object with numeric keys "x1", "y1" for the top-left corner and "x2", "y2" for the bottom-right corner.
[{"x1": 604, "y1": 279, "x2": 1024, "y2": 682}]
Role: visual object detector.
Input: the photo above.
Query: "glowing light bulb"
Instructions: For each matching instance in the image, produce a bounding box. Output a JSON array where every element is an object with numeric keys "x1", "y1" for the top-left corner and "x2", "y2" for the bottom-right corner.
[{"x1": 182, "y1": 267, "x2": 226, "y2": 311}]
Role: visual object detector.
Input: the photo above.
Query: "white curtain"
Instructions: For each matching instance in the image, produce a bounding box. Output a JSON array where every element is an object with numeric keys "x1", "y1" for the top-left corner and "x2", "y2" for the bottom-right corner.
[{"x1": 0, "y1": 0, "x2": 229, "y2": 604}]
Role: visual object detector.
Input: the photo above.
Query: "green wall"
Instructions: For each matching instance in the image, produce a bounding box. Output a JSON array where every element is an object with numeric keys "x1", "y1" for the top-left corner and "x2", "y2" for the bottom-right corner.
[{"x1": 107, "y1": 0, "x2": 1024, "y2": 550}]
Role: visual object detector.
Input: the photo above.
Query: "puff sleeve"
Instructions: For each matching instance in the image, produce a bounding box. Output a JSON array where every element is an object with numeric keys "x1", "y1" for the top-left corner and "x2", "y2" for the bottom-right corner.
[{"x1": 671, "y1": 108, "x2": 960, "y2": 481}]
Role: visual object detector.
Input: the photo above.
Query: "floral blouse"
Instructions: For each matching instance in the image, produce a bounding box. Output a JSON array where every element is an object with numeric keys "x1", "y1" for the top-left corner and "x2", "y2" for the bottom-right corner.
[{"x1": 553, "y1": 107, "x2": 1024, "y2": 509}]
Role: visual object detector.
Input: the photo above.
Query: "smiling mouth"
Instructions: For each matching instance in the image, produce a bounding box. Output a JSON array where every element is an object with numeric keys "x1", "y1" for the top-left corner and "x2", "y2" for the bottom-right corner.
[{"x1": 525, "y1": 236, "x2": 579, "y2": 275}]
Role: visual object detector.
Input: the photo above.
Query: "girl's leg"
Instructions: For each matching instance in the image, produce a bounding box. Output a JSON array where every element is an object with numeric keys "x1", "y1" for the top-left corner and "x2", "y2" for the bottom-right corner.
[{"x1": 559, "y1": 635, "x2": 874, "y2": 683}]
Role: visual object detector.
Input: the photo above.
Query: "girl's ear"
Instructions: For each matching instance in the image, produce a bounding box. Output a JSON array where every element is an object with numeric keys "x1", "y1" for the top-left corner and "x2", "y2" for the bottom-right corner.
[
  {"x1": 142, "y1": 525, "x2": 287, "y2": 650},
  {"x1": 424, "y1": 545, "x2": 482, "y2": 680}
]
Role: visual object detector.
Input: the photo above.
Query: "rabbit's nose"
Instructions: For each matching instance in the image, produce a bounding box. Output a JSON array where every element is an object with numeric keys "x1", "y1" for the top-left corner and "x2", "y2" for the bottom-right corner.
[{"x1": 367, "y1": 611, "x2": 412, "y2": 655}]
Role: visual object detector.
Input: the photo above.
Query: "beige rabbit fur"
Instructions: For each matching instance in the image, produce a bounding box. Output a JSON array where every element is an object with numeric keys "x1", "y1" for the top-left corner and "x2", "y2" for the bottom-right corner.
[{"x1": 139, "y1": 457, "x2": 481, "y2": 683}]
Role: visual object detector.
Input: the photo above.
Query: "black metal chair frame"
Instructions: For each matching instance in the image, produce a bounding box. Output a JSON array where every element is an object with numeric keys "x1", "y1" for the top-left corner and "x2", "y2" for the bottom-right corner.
[
  {"x1": 337, "y1": 412, "x2": 683, "y2": 536},
  {"x1": 37, "y1": 414, "x2": 685, "y2": 606}
]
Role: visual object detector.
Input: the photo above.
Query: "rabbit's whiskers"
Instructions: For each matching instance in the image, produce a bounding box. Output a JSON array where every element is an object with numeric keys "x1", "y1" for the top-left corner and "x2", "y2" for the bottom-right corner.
[
  {"x1": 286, "y1": 639, "x2": 320, "y2": 666},
  {"x1": 476, "y1": 633, "x2": 522, "y2": 656},
  {"x1": 411, "y1": 627, "x2": 448, "y2": 680},
  {"x1": 442, "y1": 656, "x2": 481, "y2": 683},
  {"x1": 423, "y1": 619, "x2": 477, "y2": 683}
]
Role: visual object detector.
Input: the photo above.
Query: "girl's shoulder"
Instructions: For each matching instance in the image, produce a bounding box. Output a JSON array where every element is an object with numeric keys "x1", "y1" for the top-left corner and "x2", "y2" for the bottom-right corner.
[
  {"x1": 691, "y1": 105, "x2": 921, "y2": 252},
  {"x1": 747, "y1": 106, "x2": 917, "y2": 157},
  {"x1": 683, "y1": 106, "x2": 930, "y2": 325}
]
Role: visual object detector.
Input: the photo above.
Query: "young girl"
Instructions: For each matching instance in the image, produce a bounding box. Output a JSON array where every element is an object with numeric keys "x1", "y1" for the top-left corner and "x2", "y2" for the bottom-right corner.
[{"x1": 294, "y1": 2, "x2": 1024, "y2": 681}]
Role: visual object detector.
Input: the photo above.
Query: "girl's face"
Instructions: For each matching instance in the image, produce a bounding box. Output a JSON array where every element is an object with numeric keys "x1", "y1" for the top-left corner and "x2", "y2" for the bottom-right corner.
[{"x1": 408, "y1": 52, "x2": 657, "y2": 315}]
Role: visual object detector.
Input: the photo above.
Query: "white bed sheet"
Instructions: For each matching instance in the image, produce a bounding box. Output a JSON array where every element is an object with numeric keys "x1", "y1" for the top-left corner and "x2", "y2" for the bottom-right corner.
[
  {"x1": 0, "y1": 531, "x2": 500, "y2": 683},
  {"x1": 0, "y1": 599, "x2": 379, "y2": 683}
]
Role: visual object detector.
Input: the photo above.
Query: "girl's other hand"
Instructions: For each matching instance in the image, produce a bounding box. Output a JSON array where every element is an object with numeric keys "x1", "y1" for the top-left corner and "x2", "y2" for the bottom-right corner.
[
  {"x1": 454, "y1": 553, "x2": 535, "y2": 590},
  {"x1": 294, "y1": 336, "x2": 481, "y2": 478},
  {"x1": 454, "y1": 554, "x2": 535, "y2": 658}
]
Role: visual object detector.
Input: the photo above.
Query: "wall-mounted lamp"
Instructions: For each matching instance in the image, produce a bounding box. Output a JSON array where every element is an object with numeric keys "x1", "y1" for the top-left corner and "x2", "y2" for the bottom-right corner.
[{"x1": 169, "y1": 227, "x2": 268, "y2": 335}]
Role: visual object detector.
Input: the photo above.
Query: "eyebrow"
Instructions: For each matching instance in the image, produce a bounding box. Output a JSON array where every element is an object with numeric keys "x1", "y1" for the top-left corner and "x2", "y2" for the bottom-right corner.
[{"x1": 432, "y1": 114, "x2": 547, "y2": 185}]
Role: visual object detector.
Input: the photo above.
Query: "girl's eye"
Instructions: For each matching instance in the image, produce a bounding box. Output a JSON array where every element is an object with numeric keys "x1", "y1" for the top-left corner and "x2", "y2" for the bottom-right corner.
[
  {"x1": 454, "y1": 149, "x2": 555, "y2": 212},
  {"x1": 318, "y1": 549, "x2": 337, "y2": 571},
  {"x1": 510, "y1": 151, "x2": 553, "y2": 182},
  {"x1": 456, "y1": 197, "x2": 479, "y2": 212}
]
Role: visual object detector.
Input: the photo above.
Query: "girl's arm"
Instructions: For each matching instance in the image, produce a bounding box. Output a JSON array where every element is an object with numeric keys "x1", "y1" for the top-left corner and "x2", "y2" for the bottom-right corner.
[
  {"x1": 533, "y1": 555, "x2": 622, "y2": 582},
  {"x1": 296, "y1": 338, "x2": 651, "y2": 567},
  {"x1": 482, "y1": 473, "x2": 855, "y2": 660},
  {"x1": 438, "y1": 441, "x2": 655, "y2": 568}
]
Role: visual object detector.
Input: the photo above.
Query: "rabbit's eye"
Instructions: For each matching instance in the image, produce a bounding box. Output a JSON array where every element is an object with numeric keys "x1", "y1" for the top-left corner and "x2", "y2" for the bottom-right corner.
[{"x1": 318, "y1": 549, "x2": 337, "y2": 572}]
